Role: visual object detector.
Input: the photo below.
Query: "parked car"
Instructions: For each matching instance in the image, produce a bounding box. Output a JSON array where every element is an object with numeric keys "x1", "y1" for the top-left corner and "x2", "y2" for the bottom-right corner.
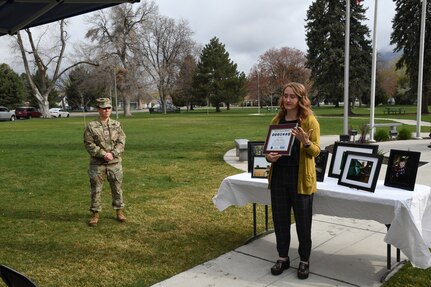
[
  {"x1": 15, "y1": 107, "x2": 42, "y2": 119},
  {"x1": 49, "y1": 108, "x2": 70, "y2": 118},
  {"x1": 149, "y1": 102, "x2": 180, "y2": 113},
  {"x1": 0, "y1": 106, "x2": 15, "y2": 121}
]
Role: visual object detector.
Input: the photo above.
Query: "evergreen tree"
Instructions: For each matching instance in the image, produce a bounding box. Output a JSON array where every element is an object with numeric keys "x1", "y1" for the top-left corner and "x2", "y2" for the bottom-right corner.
[
  {"x1": 391, "y1": 0, "x2": 431, "y2": 112},
  {"x1": 64, "y1": 66, "x2": 105, "y2": 111},
  {"x1": 305, "y1": 0, "x2": 372, "y2": 111},
  {"x1": 171, "y1": 54, "x2": 198, "y2": 110},
  {"x1": 192, "y1": 37, "x2": 246, "y2": 112},
  {"x1": 64, "y1": 67, "x2": 88, "y2": 111},
  {"x1": 0, "y1": 64, "x2": 27, "y2": 108}
]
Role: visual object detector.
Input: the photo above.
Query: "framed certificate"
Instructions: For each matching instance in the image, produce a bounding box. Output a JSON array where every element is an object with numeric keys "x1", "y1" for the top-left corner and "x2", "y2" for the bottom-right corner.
[{"x1": 263, "y1": 123, "x2": 297, "y2": 155}]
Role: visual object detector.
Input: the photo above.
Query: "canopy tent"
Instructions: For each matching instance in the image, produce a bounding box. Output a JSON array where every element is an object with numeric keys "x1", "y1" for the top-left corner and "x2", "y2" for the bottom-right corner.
[{"x1": 0, "y1": 0, "x2": 139, "y2": 37}]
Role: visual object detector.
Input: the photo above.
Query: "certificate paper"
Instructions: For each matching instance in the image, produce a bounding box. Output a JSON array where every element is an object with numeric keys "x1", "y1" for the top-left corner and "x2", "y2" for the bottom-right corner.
[{"x1": 263, "y1": 123, "x2": 297, "y2": 155}]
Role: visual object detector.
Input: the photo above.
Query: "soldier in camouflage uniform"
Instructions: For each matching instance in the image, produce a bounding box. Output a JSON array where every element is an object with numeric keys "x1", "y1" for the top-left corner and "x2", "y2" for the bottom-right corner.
[{"x1": 84, "y1": 98, "x2": 126, "y2": 227}]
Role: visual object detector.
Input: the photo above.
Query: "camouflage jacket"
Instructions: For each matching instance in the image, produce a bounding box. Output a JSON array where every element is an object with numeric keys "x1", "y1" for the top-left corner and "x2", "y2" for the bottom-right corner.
[{"x1": 83, "y1": 118, "x2": 126, "y2": 165}]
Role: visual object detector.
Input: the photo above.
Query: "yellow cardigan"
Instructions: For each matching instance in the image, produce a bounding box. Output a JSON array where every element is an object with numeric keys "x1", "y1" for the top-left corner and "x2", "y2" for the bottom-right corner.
[{"x1": 267, "y1": 115, "x2": 321, "y2": 195}]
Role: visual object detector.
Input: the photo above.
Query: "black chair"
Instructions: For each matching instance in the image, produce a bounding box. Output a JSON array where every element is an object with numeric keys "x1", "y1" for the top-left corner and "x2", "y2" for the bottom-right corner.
[{"x1": 0, "y1": 265, "x2": 37, "y2": 287}]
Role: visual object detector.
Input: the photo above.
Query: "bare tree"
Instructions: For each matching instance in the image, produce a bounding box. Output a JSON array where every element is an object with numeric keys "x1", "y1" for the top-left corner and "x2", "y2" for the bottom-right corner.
[
  {"x1": 259, "y1": 47, "x2": 310, "y2": 89},
  {"x1": 246, "y1": 47, "x2": 310, "y2": 106},
  {"x1": 16, "y1": 20, "x2": 97, "y2": 117},
  {"x1": 137, "y1": 14, "x2": 194, "y2": 114},
  {"x1": 85, "y1": 1, "x2": 157, "y2": 116}
]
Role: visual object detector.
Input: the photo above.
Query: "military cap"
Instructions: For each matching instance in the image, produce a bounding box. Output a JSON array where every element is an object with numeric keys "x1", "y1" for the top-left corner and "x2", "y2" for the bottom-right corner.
[{"x1": 96, "y1": 98, "x2": 112, "y2": 108}]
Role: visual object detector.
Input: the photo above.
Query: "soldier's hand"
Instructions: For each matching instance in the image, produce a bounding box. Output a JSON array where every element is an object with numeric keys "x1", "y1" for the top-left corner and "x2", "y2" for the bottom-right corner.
[{"x1": 104, "y1": 152, "x2": 114, "y2": 161}]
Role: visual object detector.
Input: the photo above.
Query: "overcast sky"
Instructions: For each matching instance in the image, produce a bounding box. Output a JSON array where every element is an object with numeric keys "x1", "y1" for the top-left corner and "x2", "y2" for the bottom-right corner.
[{"x1": 0, "y1": 0, "x2": 396, "y2": 74}]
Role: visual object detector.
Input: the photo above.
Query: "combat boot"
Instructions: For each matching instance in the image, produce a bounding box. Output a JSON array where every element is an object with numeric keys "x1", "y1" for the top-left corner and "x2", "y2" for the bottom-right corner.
[
  {"x1": 116, "y1": 209, "x2": 126, "y2": 223},
  {"x1": 89, "y1": 211, "x2": 99, "y2": 227}
]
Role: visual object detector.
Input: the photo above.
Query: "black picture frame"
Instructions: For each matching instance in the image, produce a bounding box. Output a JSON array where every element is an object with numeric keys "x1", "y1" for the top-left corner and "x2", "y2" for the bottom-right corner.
[
  {"x1": 338, "y1": 151, "x2": 383, "y2": 193},
  {"x1": 251, "y1": 155, "x2": 271, "y2": 178},
  {"x1": 263, "y1": 123, "x2": 297, "y2": 155},
  {"x1": 247, "y1": 141, "x2": 265, "y2": 173},
  {"x1": 328, "y1": 142, "x2": 379, "y2": 178},
  {"x1": 315, "y1": 150, "x2": 329, "y2": 182},
  {"x1": 384, "y1": 149, "x2": 421, "y2": 191}
]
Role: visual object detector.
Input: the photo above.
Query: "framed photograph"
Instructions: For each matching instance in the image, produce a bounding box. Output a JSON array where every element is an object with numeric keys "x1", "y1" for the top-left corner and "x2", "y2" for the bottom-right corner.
[
  {"x1": 247, "y1": 141, "x2": 265, "y2": 173},
  {"x1": 315, "y1": 150, "x2": 329, "y2": 182},
  {"x1": 251, "y1": 155, "x2": 271, "y2": 178},
  {"x1": 384, "y1": 149, "x2": 421, "y2": 191},
  {"x1": 328, "y1": 142, "x2": 379, "y2": 178},
  {"x1": 338, "y1": 151, "x2": 383, "y2": 193},
  {"x1": 263, "y1": 123, "x2": 298, "y2": 155}
]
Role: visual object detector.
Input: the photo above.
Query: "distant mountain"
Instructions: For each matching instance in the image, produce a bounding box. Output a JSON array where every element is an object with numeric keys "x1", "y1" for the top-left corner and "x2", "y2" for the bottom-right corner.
[{"x1": 378, "y1": 49, "x2": 402, "y2": 62}]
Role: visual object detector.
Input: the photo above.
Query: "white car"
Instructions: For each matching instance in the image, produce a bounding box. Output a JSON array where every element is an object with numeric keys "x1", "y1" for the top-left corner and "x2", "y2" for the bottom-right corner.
[
  {"x1": 49, "y1": 108, "x2": 70, "y2": 118},
  {"x1": 0, "y1": 106, "x2": 15, "y2": 121}
]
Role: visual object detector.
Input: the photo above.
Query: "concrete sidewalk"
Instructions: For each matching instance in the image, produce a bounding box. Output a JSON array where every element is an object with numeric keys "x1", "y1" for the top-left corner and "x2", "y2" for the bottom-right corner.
[
  {"x1": 152, "y1": 214, "x2": 393, "y2": 287},
  {"x1": 152, "y1": 135, "x2": 431, "y2": 287}
]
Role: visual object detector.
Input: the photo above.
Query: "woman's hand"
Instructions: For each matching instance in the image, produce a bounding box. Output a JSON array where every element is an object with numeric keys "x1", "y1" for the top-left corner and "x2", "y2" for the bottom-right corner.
[
  {"x1": 266, "y1": 152, "x2": 282, "y2": 163},
  {"x1": 292, "y1": 127, "x2": 313, "y2": 146}
]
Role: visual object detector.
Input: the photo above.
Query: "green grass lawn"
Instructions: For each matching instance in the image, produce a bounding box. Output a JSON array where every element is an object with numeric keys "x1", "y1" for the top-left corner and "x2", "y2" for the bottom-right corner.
[{"x1": 0, "y1": 106, "x2": 430, "y2": 287}]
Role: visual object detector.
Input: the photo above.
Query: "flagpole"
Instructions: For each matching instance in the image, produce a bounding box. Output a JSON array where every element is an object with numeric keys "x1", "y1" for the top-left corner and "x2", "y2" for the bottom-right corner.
[
  {"x1": 343, "y1": 0, "x2": 350, "y2": 135},
  {"x1": 415, "y1": 0, "x2": 427, "y2": 139},
  {"x1": 369, "y1": 0, "x2": 378, "y2": 142}
]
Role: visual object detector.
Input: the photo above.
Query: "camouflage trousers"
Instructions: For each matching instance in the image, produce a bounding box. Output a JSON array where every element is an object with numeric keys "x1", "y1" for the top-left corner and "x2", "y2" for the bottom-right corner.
[{"x1": 88, "y1": 162, "x2": 124, "y2": 212}]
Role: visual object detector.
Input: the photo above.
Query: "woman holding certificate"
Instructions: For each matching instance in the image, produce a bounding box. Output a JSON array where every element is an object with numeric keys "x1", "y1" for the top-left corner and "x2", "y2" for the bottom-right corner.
[{"x1": 265, "y1": 82, "x2": 320, "y2": 279}]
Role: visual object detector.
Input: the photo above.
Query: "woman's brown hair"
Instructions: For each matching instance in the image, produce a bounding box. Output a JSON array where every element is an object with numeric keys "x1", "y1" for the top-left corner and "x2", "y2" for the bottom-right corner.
[{"x1": 272, "y1": 82, "x2": 313, "y2": 125}]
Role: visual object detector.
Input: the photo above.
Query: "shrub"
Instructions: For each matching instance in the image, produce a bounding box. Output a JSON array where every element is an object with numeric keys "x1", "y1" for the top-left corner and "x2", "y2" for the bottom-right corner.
[
  {"x1": 358, "y1": 123, "x2": 369, "y2": 143},
  {"x1": 398, "y1": 128, "x2": 412, "y2": 140},
  {"x1": 374, "y1": 129, "x2": 389, "y2": 142}
]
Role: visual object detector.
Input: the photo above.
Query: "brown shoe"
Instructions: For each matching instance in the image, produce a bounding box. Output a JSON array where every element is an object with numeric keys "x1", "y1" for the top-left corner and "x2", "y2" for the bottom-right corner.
[
  {"x1": 297, "y1": 261, "x2": 309, "y2": 279},
  {"x1": 116, "y1": 209, "x2": 126, "y2": 223},
  {"x1": 89, "y1": 212, "x2": 99, "y2": 227},
  {"x1": 271, "y1": 258, "x2": 290, "y2": 275}
]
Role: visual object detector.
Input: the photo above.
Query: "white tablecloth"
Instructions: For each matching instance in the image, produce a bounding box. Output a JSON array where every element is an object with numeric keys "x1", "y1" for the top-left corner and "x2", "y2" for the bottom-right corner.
[{"x1": 213, "y1": 172, "x2": 431, "y2": 269}]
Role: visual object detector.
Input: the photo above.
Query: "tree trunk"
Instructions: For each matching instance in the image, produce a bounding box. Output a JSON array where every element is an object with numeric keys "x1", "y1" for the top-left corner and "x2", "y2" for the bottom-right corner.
[
  {"x1": 35, "y1": 91, "x2": 50, "y2": 118},
  {"x1": 159, "y1": 85, "x2": 167, "y2": 114},
  {"x1": 123, "y1": 95, "x2": 132, "y2": 117},
  {"x1": 215, "y1": 103, "x2": 221, "y2": 112},
  {"x1": 138, "y1": 97, "x2": 144, "y2": 110}
]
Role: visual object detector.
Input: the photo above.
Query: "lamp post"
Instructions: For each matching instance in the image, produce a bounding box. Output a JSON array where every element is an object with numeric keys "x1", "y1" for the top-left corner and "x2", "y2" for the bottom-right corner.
[
  {"x1": 270, "y1": 94, "x2": 273, "y2": 111},
  {"x1": 207, "y1": 70, "x2": 214, "y2": 116},
  {"x1": 257, "y1": 67, "x2": 261, "y2": 114},
  {"x1": 113, "y1": 67, "x2": 118, "y2": 119}
]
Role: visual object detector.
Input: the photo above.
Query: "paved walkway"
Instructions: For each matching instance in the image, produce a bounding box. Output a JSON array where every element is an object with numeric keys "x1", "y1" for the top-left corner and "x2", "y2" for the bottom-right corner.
[
  {"x1": 384, "y1": 118, "x2": 431, "y2": 127},
  {"x1": 152, "y1": 134, "x2": 431, "y2": 287}
]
